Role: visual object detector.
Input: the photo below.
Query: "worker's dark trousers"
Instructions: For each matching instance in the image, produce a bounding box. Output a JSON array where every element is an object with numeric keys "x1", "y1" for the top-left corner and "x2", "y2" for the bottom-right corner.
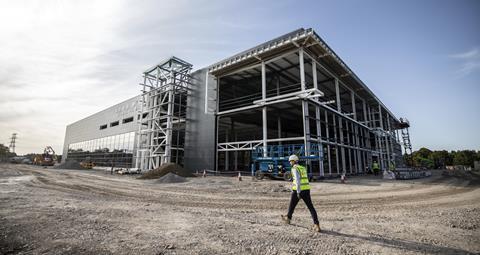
[{"x1": 287, "y1": 190, "x2": 319, "y2": 224}]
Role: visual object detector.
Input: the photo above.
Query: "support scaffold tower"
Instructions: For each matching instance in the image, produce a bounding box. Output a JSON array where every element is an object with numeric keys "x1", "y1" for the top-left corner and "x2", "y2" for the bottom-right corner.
[
  {"x1": 135, "y1": 57, "x2": 193, "y2": 171},
  {"x1": 399, "y1": 118, "x2": 412, "y2": 156}
]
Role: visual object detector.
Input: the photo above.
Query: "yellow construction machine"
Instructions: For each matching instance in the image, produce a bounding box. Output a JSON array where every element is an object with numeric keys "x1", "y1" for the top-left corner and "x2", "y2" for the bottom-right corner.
[
  {"x1": 33, "y1": 146, "x2": 57, "y2": 166},
  {"x1": 80, "y1": 157, "x2": 95, "y2": 169}
]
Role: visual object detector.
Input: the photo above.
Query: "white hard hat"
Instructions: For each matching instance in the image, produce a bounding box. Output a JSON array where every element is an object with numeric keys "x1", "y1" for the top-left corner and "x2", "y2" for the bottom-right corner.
[{"x1": 288, "y1": 154, "x2": 299, "y2": 162}]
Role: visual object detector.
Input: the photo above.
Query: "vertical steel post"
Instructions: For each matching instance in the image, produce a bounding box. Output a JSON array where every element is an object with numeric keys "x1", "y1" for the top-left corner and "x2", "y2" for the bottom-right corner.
[
  {"x1": 351, "y1": 91, "x2": 356, "y2": 120},
  {"x1": 312, "y1": 61, "x2": 324, "y2": 176},
  {"x1": 335, "y1": 79, "x2": 346, "y2": 174},
  {"x1": 367, "y1": 105, "x2": 372, "y2": 128},
  {"x1": 276, "y1": 74, "x2": 282, "y2": 146},
  {"x1": 363, "y1": 100, "x2": 367, "y2": 125},
  {"x1": 204, "y1": 71, "x2": 209, "y2": 114},
  {"x1": 378, "y1": 105, "x2": 385, "y2": 171},
  {"x1": 339, "y1": 118, "x2": 346, "y2": 174},
  {"x1": 325, "y1": 110, "x2": 332, "y2": 175},
  {"x1": 277, "y1": 115, "x2": 282, "y2": 141},
  {"x1": 387, "y1": 116, "x2": 394, "y2": 167},
  {"x1": 300, "y1": 48, "x2": 311, "y2": 171},
  {"x1": 234, "y1": 130, "x2": 238, "y2": 171},
  {"x1": 164, "y1": 68, "x2": 174, "y2": 165},
  {"x1": 225, "y1": 128, "x2": 229, "y2": 171},
  {"x1": 261, "y1": 61, "x2": 268, "y2": 158},
  {"x1": 335, "y1": 79, "x2": 341, "y2": 112}
]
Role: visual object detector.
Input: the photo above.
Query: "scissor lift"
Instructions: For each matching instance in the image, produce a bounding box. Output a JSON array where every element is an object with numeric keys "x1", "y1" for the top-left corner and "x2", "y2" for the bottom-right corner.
[{"x1": 251, "y1": 143, "x2": 323, "y2": 181}]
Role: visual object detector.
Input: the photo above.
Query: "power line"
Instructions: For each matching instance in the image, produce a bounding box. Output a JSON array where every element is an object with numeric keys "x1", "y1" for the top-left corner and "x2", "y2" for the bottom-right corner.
[{"x1": 9, "y1": 133, "x2": 17, "y2": 154}]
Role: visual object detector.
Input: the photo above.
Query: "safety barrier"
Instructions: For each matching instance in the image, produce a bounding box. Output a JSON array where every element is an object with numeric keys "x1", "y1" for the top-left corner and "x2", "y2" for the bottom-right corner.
[{"x1": 394, "y1": 170, "x2": 432, "y2": 180}]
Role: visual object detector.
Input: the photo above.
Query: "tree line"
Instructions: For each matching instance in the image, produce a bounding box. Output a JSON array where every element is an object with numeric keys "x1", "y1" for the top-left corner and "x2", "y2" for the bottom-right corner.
[
  {"x1": 405, "y1": 148, "x2": 480, "y2": 169},
  {"x1": 0, "y1": 143, "x2": 17, "y2": 162}
]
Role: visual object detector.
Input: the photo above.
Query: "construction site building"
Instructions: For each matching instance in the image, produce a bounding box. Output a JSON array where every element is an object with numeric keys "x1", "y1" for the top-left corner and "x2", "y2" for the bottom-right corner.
[{"x1": 62, "y1": 28, "x2": 411, "y2": 176}]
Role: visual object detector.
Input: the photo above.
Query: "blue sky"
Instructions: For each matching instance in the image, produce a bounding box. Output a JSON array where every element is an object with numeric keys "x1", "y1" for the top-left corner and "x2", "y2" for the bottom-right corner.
[{"x1": 0, "y1": 0, "x2": 478, "y2": 154}]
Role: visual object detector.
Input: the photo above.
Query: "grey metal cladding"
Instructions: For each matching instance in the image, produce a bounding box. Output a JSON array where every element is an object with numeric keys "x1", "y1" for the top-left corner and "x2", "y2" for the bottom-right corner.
[
  {"x1": 183, "y1": 68, "x2": 216, "y2": 172},
  {"x1": 62, "y1": 96, "x2": 140, "y2": 162}
]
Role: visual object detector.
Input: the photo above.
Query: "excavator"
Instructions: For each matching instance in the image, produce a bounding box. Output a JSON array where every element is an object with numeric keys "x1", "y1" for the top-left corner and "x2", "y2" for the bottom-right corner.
[
  {"x1": 80, "y1": 157, "x2": 95, "y2": 169},
  {"x1": 33, "y1": 146, "x2": 57, "y2": 166}
]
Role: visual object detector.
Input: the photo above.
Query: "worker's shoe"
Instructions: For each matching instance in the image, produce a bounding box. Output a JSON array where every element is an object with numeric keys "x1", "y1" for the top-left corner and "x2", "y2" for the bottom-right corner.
[
  {"x1": 281, "y1": 215, "x2": 290, "y2": 225},
  {"x1": 312, "y1": 224, "x2": 321, "y2": 232}
]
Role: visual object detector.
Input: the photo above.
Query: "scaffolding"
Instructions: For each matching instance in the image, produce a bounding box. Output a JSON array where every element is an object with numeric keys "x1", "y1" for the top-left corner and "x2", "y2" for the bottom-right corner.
[
  {"x1": 399, "y1": 118, "x2": 413, "y2": 159},
  {"x1": 135, "y1": 57, "x2": 193, "y2": 171}
]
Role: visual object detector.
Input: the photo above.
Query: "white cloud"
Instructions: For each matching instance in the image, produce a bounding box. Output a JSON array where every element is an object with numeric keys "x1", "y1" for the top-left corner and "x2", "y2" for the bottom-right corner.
[
  {"x1": 0, "y1": 0, "x2": 144, "y2": 154},
  {"x1": 449, "y1": 47, "x2": 480, "y2": 77},
  {"x1": 0, "y1": 0, "x2": 268, "y2": 154},
  {"x1": 449, "y1": 48, "x2": 479, "y2": 59}
]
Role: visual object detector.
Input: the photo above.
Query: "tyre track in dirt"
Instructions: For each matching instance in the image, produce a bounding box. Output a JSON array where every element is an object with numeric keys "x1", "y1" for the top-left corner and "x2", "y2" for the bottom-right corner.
[
  {"x1": 2, "y1": 164, "x2": 480, "y2": 255},
  {"x1": 15, "y1": 166, "x2": 478, "y2": 214}
]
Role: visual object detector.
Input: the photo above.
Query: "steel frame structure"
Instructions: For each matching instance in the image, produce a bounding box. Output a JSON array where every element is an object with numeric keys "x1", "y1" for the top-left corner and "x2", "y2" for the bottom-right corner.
[
  {"x1": 399, "y1": 118, "x2": 413, "y2": 163},
  {"x1": 135, "y1": 57, "x2": 193, "y2": 171},
  {"x1": 209, "y1": 28, "x2": 411, "y2": 176},
  {"x1": 9, "y1": 133, "x2": 17, "y2": 154}
]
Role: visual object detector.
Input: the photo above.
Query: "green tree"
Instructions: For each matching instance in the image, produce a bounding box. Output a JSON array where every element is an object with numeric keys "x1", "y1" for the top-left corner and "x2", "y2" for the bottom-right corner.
[
  {"x1": 406, "y1": 148, "x2": 479, "y2": 169},
  {"x1": 453, "y1": 151, "x2": 470, "y2": 166},
  {"x1": 0, "y1": 143, "x2": 16, "y2": 162},
  {"x1": 403, "y1": 154, "x2": 413, "y2": 166},
  {"x1": 445, "y1": 151, "x2": 454, "y2": 166},
  {"x1": 429, "y1": 150, "x2": 449, "y2": 169},
  {"x1": 416, "y1": 147, "x2": 432, "y2": 159},
  {"x1": 418, "y1": 157, "x2": 434, "y2": 168},
  {"x1": 462, "y1": 150, "x2": 477, "y2": 167},
  {"x1": 409, "y1": 148, "x2": 433, "y2": 168},
  {"x1": 0, "y1": 144, "x2": 8, "y2": 155}
]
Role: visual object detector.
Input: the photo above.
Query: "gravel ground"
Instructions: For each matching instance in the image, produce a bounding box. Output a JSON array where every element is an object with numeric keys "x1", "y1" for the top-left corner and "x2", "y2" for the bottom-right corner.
[{"x1": 0, "y1": 163, "x2": 479, "y2": 255}]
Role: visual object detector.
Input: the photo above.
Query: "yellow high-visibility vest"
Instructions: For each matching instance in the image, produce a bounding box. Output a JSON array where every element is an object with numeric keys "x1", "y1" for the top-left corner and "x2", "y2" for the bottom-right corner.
[
  {"x1": 372, "y1": 162, "x2": 379, "y2": 170},
  {"x1": 389, "y1": 162, "x2": 395, "y2": 171},
  {"x1": 292, "y1": 164, "x2": 310, "y2": 191}
]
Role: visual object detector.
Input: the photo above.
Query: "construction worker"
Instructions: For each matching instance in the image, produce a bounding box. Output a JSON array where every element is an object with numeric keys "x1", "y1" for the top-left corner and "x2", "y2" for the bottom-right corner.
[
  {"x1": 281, "y1": 155, "x2": 320, "y2": 232},
  {"x1": 372, "y1": 161, "x2": 380, "y2": 176},
  {"x1": 389, "y1": 161, "x2": 395, "y2": 171}
]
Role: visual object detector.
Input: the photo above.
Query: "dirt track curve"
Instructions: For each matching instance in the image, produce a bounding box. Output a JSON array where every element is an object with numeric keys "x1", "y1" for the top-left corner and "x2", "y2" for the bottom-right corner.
[{"x1": 1, "y1": 164, "x2": 479, "y2": 254}]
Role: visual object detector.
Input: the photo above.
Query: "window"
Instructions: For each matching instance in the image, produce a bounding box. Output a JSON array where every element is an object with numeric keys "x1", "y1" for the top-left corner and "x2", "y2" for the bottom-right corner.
[
  {"x1": 66, "y1": 133, "x2": 135, "y2": 168},
  {"x1": 122, "y1": 116, "x2": 134, "y2": 124},
  {"x1": 100, "y1": 124, "x2": 107, "y2": 130},
  {"x1": 110, "y1": 121, "x2": 119, "y2": 127}
]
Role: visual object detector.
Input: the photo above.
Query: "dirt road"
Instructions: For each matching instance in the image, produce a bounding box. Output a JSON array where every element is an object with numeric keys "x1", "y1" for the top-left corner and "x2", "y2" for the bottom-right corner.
[{"x1": 1, "y1": 164, "x2": 479, "y2": 254}]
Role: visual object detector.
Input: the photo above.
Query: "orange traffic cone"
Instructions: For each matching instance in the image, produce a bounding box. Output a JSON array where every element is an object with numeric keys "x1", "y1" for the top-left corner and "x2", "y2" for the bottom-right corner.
[
  {"x1": 238, "y1": 172, "x2": 242, "y2": 181},
  {"x1": 203, "y1": 170, "x2": 206, "y2": 178}
]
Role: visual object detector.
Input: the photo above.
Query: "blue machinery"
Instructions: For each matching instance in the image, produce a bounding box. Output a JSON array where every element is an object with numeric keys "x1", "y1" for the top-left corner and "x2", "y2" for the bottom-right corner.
[{"x1": 250, "y1": 143, "x2": 323, "y2": 180}]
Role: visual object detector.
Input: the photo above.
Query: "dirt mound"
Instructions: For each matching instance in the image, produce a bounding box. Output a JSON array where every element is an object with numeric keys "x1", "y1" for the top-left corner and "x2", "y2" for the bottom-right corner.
[
  {"x1": 54, "y1": 159, "x2": 83, "y2": 170},
  {"x1": 156, "y1": 173, "x2": 187, "y2": 183},
  {"x1": 138, "y1": 163, "x2": 193, "y2": 179}
]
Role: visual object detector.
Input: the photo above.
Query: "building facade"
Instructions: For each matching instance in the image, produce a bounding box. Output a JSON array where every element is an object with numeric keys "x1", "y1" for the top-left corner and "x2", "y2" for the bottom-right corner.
[
  {"x1": 62, "y1": 28, "x2": 411, "y2": 175},
  {"x1": 62, "y1": 96, "x2": 139, "y2": 168}
]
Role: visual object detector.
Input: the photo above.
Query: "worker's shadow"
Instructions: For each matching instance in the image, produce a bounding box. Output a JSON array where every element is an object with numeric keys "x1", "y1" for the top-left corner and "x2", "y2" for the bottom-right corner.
[{"x1": 316, "y1": 229, "x2": 476, "y2": 255}]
